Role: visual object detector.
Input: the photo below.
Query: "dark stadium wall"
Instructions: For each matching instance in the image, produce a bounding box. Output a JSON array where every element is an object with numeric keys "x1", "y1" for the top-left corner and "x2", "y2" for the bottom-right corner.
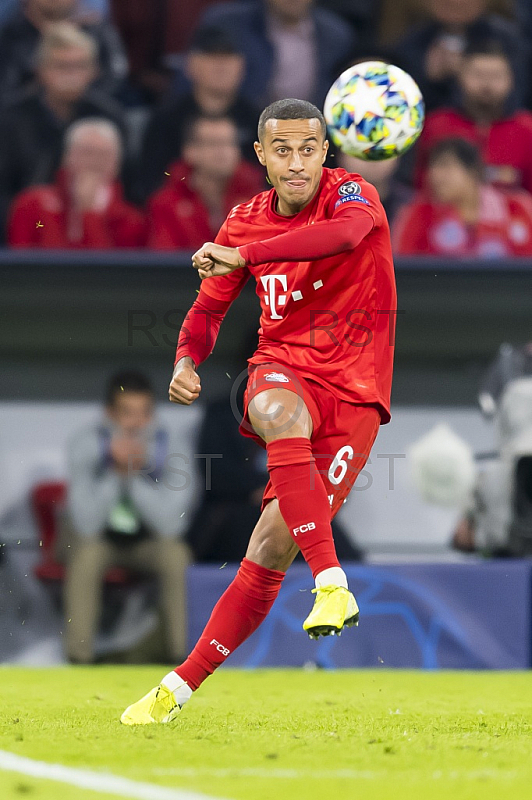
[{"x1": 1, "y1": 252, "x2": 531, "y2": 405}]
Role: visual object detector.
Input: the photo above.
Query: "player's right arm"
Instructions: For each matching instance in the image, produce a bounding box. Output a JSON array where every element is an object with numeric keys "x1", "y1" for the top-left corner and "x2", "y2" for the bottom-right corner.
[{"x1": 169, "y1": 218, "x2": 251, "y2": 405}]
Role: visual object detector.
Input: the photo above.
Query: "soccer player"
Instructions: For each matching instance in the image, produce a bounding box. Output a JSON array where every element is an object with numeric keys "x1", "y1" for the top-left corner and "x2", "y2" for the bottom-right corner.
[{"x1": 121, "y1": 98, "x2": 396, "y2": 725}]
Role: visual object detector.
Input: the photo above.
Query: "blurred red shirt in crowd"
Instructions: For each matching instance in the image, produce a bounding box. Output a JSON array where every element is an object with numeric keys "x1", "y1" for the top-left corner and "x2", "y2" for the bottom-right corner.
[
  {"x1": 147, "y1": 115, "x2": 264, "y2": 250},
  {"x1": 415, "y1": 40, "x2": 532, "y2": 194},
  {"x1": 8, "y1": 118, "x2": 145, "y2": 249},
  {"x1": 394, "y1": 137, "x2": 532, "y2": 257}
]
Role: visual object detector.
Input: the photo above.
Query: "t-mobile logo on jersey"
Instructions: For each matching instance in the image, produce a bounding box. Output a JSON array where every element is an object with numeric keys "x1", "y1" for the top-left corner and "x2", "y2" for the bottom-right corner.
[{"x1": 261, "y1": 274, "x2": 287, "y2": 319}]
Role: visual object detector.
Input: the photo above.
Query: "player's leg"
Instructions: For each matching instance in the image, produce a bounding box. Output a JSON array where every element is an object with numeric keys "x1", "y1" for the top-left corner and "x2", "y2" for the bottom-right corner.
[
  {"x1": 120, "y1": 500, "x2": 296, "y2": 725},
  {"x1": 248, "y1": 385, "x2": 347, "y2": 587},
  {"x1": 301, "y1": 403, "x2": 381, "y2": 637}
]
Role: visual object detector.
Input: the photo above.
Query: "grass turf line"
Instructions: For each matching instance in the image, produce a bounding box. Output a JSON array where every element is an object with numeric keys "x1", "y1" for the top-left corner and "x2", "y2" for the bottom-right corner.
[{"x1": 1, "y1": 667, "x2": 531, "y2": 800}]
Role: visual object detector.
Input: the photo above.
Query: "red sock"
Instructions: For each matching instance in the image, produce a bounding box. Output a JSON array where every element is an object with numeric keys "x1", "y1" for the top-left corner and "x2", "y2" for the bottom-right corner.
[
  {"x1": 267, "y1": 437, "x2": 340, "y2": 578},
  {"x1": 175, "y1": 558, "x2": 284, "y2": 691}
]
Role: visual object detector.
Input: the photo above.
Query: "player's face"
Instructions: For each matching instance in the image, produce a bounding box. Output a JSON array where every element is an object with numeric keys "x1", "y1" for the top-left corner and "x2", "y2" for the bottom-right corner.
[
  {"x1": 106, "y1": 392, "x2": 154, "y2": 434},
  {"x1": 254, "y1": 118, "x2": 328, "y2": 216}
]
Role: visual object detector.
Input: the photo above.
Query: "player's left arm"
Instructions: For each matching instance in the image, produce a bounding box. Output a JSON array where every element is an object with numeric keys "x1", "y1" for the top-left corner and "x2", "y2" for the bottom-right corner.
[{"x1": 193, "y1": 180, "x2": 379, "y2": 273}]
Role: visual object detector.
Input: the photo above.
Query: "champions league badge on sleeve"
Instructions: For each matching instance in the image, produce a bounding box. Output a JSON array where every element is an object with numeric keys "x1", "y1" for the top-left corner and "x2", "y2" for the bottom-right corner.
[
  {"x1": 338, "y1": 181, "x2": 361, "y2": 196},
  {"x1": 335, "y1": 181, "x2": 370, "y2": 209}
]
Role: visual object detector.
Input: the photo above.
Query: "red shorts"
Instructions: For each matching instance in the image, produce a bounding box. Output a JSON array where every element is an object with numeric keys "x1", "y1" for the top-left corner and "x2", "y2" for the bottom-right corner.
[{"x1": 239, "y1": 362, "x2": 381, "y2": 518}]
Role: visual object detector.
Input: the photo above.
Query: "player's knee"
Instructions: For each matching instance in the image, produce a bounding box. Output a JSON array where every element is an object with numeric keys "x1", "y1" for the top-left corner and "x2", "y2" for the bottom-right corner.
[{"x1": 248, "y1": 389, "x2": 311, "y2": 440}]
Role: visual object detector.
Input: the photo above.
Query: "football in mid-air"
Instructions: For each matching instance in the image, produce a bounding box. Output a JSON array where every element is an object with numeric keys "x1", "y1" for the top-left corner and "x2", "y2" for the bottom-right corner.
[{"x1": 324, "y1": 61, "x2": 425, "y2": 161}]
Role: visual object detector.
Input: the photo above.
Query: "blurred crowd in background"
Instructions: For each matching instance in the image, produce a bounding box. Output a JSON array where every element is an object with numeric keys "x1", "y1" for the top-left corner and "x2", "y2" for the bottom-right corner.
[
  {"x1": 2, "y1": 0, "x2": 532, "y2": 256},
  {"x1": 4, "y1": 0, "x2": 532, "y2": 666}
]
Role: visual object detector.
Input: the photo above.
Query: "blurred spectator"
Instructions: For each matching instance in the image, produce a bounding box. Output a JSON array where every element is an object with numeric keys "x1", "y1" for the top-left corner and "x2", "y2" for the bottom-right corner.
[
  {"x1": 0, "y1": 23, "x2": 127, "y2": 243},
  {"x1": 139, "y1": 26, "x2": 260, "y2": 201},
  {"x1": 392, "y1": 0, "x2": 526, "y2": 111},
  {"x1": 8, "y1": 118, "x2": 145, "y2": 248},
  {"x1": 316, "y1": 0, "x2": 380, "y2": 48},
  {"x1": 60, "y1": 370, "x2": 192, "y2": 664},
  {"x1": 0, "y1": 0, "x2": 127, "y2": 106},
  {"x1": 147, "y1": 115, "x2": 264, "y2": 250},
  {"x1": 108, "y1": 0, "x2": 222, "y2": 103},
  {"x1": 394, "y1": 138, "x2": 532, "y2": 257},
  {"x1": 337, "y1": 152, "x2": 412, "y2": 225},
  {"x1": 415, "y1": 40, "x2": 532, "y2": 194},
  {"x1": 199, "y1": 0, "x2": 355, "y2": 107},
  {"x1": 379, "y1": 0, "x2": 515, "y2": 48},
  {"x1": 0, "y1": 0, "x2": 110, "y2": 28}
]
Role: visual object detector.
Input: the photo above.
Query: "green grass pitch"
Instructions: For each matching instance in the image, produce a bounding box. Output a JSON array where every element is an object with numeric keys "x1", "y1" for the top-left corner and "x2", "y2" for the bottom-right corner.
[{"x1": 1, "y1": 667, "x2": 531, "y2": 800}]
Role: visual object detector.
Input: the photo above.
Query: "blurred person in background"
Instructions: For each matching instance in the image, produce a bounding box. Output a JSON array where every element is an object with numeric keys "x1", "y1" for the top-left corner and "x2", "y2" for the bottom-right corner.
[
  {"x1": 315, "y1": 0, "x2": 381, "y2": 50},
  {"x1": 60, "y1": 371, "x2": 192, "y2": 664},
  {"x1": 337, "y1": 151, "x2": 412, "y2": 226},
  {"x1": 393, "y1": 137, "x2": 532, "y2": 257},
  {"x1": 414, "y1": 40, "x2": 532, "y2": 194},
  {"x1": 378, "y1": 0, "x2": 516, "y2": 49},
  {"x1": 147, "y1": 115, "x2": 264, "y2": 251},
  {"x1": 0, "y1": 23, "x2": 127, "y2": 243},
  {"x1": 0, "y1": 0, "x2": 127, "y2": 106},
  {"x1": 198, "y1": 0, "x2": 355, "y2": 107},
  {"x1": 8, "y1": 118, "x2": 145, "y2": 248},
  {"x1": 0, "y1": 0, "x2": 110, "y2": 26},
  {"x1": 108, "y1": 0, "x2": 219, "y2": 104},
  {"x1": 139, "y1": 27, "x2": 260, "y2": 202},
  {"x1": 392, "y1": 0, "x2": 526, "y2": 111}
]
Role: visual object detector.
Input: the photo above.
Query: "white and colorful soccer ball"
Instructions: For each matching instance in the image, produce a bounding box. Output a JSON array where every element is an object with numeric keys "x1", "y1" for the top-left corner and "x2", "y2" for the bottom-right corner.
[{"x1": 323, "y1": 61, "x2": 425, "y2": 161}]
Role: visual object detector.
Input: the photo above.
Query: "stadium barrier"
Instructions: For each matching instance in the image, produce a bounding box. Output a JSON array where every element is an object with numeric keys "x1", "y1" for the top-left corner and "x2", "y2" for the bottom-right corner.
[
  {"x1": 1, "y1": 252, "x2": 532, "y2": 406},
  {"x1": 188, "y1": 561, "x2": 532, "y2": 670}
]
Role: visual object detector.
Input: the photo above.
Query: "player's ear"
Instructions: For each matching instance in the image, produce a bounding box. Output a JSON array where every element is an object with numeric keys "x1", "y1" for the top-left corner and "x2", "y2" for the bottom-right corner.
[
  {"x1": 254, "y1": 140, "x2": 267, "y2": 167},
  {"x1": 322, "y1": 139, "x2": 329, "y2": 164}
]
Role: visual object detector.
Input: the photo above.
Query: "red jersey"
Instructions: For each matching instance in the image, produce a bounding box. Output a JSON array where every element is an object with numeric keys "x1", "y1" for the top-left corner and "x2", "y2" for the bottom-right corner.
[
  {"x1": 147, "y1": 159, "x2": 265, "y2": 250},
  {"x1": 176, "y1": 167, "x2": 397, "y2": 423},
  {"x1": 8, "y1": 171, "x2": 146, "y2": 249},
  {"x1": 393, "y1": 185, "x2": 532, "y2": 257},
  {"x1": 415, "y1": 108, "x2": 532, "y2": 194}
]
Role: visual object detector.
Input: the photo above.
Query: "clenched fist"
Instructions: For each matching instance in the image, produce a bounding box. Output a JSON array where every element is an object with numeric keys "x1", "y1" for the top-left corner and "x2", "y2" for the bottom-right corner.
[
  {"x1": 169, "y1": 356, "x2": 201, "y2": 405},
  {"x1": 192, "y1": 242, "x2": 246, "y2": 279}
]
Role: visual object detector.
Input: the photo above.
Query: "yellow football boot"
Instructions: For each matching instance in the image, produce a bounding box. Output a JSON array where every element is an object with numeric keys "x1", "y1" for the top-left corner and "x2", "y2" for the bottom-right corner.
[
  {"x1": 120, "y1": 684, "x2": 182, "y2": 726},
  {"x1": 303, "y1": 585, "x2": 359, "y2": 639}
]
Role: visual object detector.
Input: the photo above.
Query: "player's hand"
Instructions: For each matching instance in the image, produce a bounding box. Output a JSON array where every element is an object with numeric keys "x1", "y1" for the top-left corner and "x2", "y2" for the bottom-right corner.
[
  {"x1": 169, "y1": 357, "x2": 201, "y2": 405},
  {"x1": 192, "y1": 242, "x2": 246, "y2": 279}
]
